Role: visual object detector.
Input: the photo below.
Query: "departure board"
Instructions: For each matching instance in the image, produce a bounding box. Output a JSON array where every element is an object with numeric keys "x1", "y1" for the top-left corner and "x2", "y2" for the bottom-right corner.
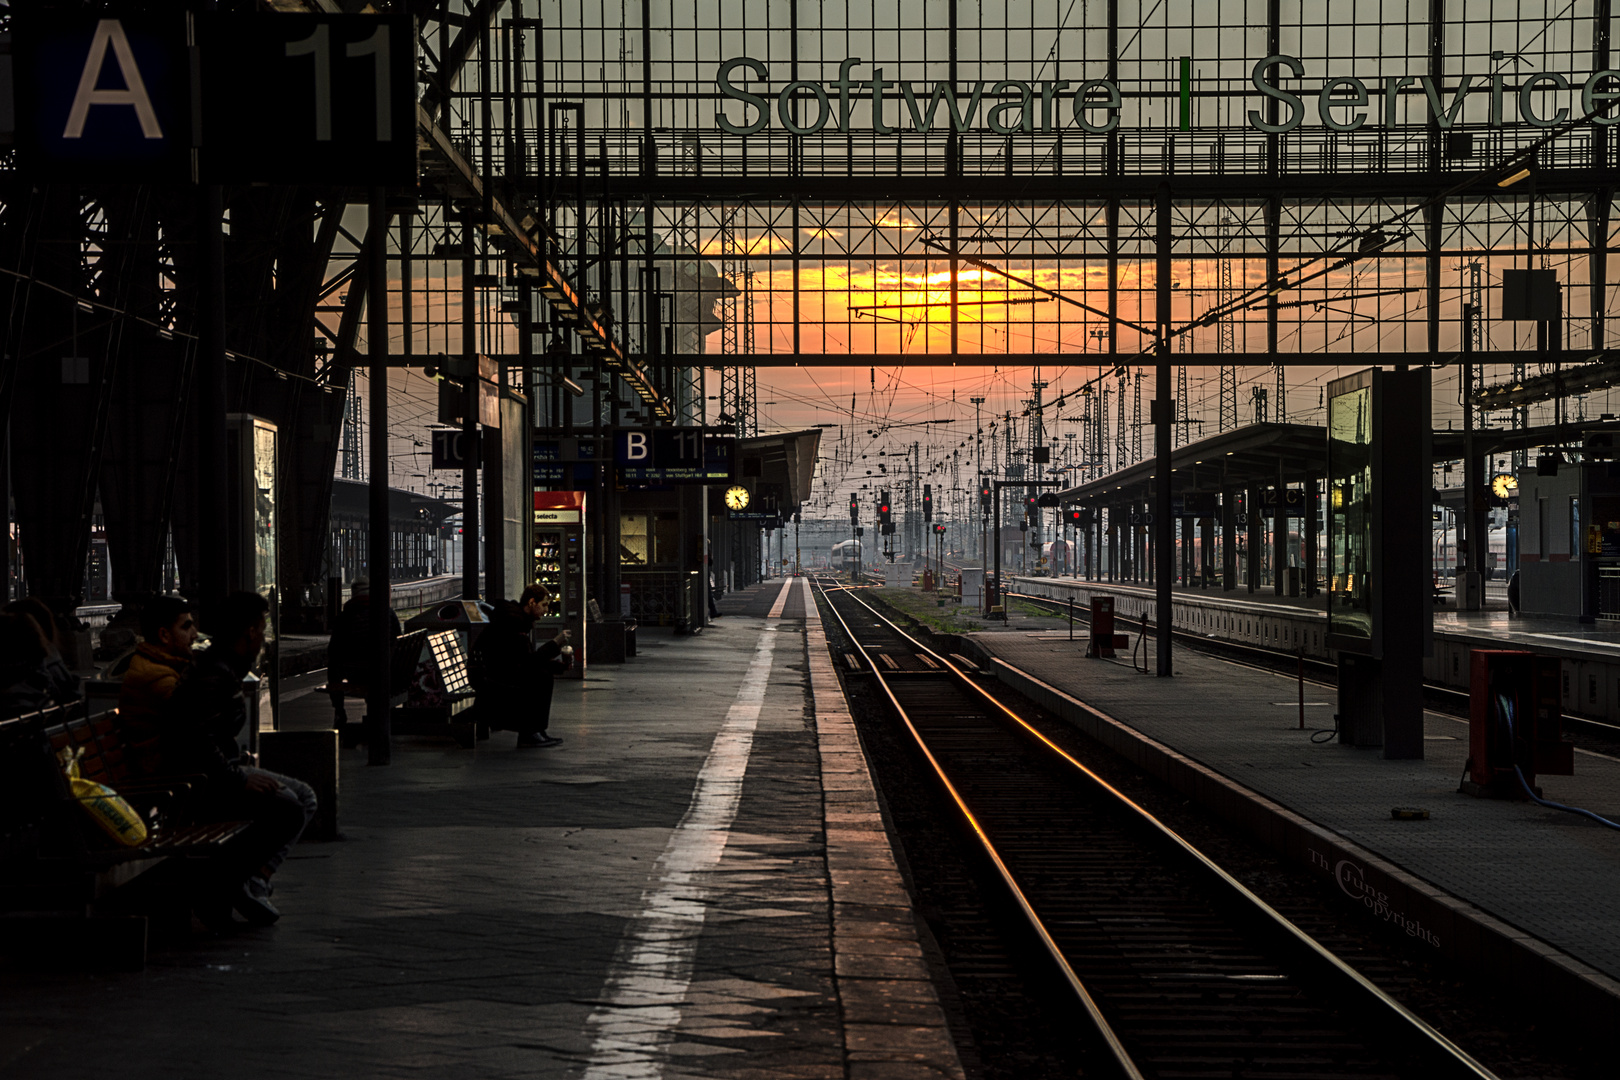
[{"x1": 615, "y1": 429, "x2": 735, "y2": 484}]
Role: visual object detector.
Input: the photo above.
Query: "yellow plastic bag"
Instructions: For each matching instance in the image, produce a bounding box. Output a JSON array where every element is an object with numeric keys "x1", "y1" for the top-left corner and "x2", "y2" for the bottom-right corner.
[{"x1": 58, "y1": 747, "x2": 148, "y2": 847}]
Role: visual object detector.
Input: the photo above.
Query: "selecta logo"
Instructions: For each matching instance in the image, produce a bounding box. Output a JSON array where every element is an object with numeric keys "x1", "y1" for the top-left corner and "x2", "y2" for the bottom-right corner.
[
  {"x1": 716, "y1": 55, "x2": 1620, "y2": 136},
  {"x1": 1311, "y1": 847, "x2": 1441, "y2": 947}
]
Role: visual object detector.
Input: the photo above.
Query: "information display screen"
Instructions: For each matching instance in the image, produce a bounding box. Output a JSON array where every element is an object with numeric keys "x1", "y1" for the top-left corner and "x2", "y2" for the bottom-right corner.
[{"x1": 1327, "y1": 378, "x2": 1374, "y2": 646}]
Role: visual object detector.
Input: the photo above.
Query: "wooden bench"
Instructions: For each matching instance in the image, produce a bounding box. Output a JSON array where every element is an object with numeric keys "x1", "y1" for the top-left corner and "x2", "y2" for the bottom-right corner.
[
  {"x1": 1, "y1": 704, "x2": 249, "y2": 969},
  {"x1": 321, "y1": 629, "x2": 428, "y2": 748},
  {"x1": 392, "y1": 630, "x2": 485, "y2": 748}
]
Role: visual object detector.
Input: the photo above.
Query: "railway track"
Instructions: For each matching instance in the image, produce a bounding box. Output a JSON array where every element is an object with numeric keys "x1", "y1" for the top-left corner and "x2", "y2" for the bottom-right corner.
[{"x1": 817, "y1": 581, "x2": 1496, "y2": 1080}]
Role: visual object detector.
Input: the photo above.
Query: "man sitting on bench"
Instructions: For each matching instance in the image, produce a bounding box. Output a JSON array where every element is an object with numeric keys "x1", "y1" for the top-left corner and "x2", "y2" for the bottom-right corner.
[
  {"x1": 118, "y1": 595, "x2": 198, "y2": 734},
  {"x1": 165, "y1": 592, "x2": 317, "y2": 931}
]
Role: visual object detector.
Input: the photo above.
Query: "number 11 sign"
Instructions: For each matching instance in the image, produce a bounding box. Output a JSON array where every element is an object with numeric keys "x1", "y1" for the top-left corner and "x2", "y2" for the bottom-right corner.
[{"x1": 197, "y1": 14, "x2": 415, "y2": 185}]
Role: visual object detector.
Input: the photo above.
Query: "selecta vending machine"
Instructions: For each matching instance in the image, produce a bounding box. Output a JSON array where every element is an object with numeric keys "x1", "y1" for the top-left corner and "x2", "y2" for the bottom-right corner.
[{"x1": 533, "y1": 490, "x2": 587, "y2": 677}]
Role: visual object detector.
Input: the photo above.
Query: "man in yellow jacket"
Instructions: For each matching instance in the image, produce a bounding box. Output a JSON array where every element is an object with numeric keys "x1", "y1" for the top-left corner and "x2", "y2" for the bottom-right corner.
[{"x1": 118, "y1": 596, "x2": 199, "y2": 757}]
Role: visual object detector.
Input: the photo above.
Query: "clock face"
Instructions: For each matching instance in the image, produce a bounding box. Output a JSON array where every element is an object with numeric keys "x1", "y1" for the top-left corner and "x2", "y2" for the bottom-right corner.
[
  {"x1": 725, "y1": 485, "x2": 750, "y2": 510},
  {"x1": 1491, "y1": 473, "x2": 1518, "y2": 499}
]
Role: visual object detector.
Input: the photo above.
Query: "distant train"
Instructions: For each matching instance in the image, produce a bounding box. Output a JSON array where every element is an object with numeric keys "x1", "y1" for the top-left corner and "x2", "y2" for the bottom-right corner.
[
  {"x1": 830, "y1": 539, "x2": 863, "y2": 573},
  {"x1": 1039, "y1": 540, "x2": 1073, "y2": 576},
  {"x1": 1431, "y1": 525, "x2": 1507, "y2": 579}
]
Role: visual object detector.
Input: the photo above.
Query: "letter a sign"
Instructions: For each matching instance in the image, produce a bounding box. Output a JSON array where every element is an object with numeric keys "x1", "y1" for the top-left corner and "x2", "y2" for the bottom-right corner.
[{"x1": 15, "y1": 14, "x2": 192, "y2": 180}]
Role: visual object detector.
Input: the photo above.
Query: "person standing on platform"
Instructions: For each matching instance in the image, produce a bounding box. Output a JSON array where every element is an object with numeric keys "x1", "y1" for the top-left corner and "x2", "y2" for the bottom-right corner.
[
  {"x1": 327, "y1": 578, "x2": 401, "y2": 727},
  {"x1": 471, "y1": 584, "x2": 570, "y2": 749}
]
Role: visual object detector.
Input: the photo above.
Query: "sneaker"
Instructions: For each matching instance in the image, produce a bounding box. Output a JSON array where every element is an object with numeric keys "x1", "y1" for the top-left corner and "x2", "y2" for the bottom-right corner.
[
  {"x1": 232, "y1": 879, "x2": 281, "y2": 926},
  {"x1": 515, "y1": 732, "x2": 563, "y2": 749}
]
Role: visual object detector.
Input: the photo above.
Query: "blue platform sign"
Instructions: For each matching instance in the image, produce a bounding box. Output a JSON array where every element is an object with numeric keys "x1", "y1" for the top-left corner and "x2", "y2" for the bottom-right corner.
[{"x1": 14, "y1": 15, "x2": 192, "y2": 180}]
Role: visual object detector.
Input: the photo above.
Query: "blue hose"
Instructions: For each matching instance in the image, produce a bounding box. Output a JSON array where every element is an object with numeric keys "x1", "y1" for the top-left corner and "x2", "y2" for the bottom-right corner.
[{"x1": 1493, "y1": 692, "x2": 1620, "y2": 832}]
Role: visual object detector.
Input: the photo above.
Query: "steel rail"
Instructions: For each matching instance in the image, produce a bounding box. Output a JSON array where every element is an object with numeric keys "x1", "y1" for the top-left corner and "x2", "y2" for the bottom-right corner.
[
  {"x1": 821, "y1": 582, "x2": 1500, "y2": 1080},
  {"x1": 814, "y1": 580, "x2": 1143, "y2": 1080}
]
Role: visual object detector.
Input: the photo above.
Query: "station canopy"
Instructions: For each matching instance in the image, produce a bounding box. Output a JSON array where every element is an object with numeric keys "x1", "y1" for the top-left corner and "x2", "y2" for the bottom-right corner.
[{"x1": 528, "y1": 0, "x2": 1620, "y2": 383}]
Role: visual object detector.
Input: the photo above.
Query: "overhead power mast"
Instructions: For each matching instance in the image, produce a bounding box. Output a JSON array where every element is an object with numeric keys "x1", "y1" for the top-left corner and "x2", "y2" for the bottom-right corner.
[
  {"x1": 1217, "y1": 214, "x2": 1239, "y2": 431},
  {"x1": 717, "y1": 206, "x2": 756, "y2": 437}
]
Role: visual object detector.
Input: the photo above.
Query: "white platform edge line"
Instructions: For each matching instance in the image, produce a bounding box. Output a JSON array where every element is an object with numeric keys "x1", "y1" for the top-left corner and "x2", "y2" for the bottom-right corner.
[
  {"x1": 580, "y1": 629, "x2": 780, "y2": 1079},
  {"x1": 767, "y1": 576, "x2": 796, "y2": 618}
]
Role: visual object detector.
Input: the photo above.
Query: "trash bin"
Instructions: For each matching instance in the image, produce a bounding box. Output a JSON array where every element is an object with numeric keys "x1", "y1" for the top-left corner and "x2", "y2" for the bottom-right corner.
[{"x1": 587, "y1": 619, "x2": 628, "y2": 664}]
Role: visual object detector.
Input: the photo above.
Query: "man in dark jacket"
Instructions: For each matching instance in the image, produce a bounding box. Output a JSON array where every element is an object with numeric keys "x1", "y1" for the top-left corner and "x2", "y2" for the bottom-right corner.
[
  {"x1": 471, "y1": 584, "x2": 570, "y2": 749},
  {"x1": 327, "y1": 578, "x2": 401, "y2": 725},
  {"x1": 168, "y1": 592, "x2": 317, "y2": 930}
]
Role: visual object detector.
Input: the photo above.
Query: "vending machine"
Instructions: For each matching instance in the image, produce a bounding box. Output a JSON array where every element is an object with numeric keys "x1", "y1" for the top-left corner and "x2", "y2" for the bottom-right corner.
[{"x1": 533, "y1": 490, "x2": 587, "y2": 677}]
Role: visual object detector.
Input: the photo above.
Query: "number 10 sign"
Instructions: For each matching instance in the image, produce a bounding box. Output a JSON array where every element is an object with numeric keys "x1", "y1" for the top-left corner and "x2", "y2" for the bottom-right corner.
[{"x1": 197, "y1": 14, "x2": 415, "y2": 185}]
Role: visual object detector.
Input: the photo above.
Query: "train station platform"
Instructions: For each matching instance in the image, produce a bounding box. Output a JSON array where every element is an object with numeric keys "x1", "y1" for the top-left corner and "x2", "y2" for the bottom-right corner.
[
  {"x1": 1, "y1": 579, "x2": 963, "y2": 1080},
  {"x1": 946, "y1": 613, "x2": 1620, "y2": 1024},
  {"x1": 1005, "y1": 575, "x2": 1620, "y2": 732}
]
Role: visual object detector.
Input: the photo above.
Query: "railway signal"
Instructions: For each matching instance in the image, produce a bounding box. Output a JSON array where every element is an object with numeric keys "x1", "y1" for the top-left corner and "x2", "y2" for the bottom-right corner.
[
  {"x1": 979, "y1": 478, "x2": 991, "y2": 511},
  {"x1": 922, "y1": 484, "x2": 933, "y2": 522},
  {"x1": 849, "y1": 492, "x2": 859, "y2": 522}
]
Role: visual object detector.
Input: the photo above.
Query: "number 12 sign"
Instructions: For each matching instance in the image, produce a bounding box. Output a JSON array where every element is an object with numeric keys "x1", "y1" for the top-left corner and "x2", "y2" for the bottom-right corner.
[{"x1": 197, "y1": 14, "x2": 415, "y2": 185}]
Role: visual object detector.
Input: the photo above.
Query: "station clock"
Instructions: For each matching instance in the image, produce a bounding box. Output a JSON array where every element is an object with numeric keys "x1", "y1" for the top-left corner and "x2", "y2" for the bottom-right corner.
[
  {"x1": 1490, "y1": 473, "x2": 1518, "y2": 500},
  {"x1": 724, "y1": 485, "x2": 751, "y2": 510}
]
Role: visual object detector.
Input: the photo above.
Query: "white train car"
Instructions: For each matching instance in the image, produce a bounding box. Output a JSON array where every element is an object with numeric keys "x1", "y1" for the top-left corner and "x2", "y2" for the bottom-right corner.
[{"x1": 830, "y1": 539, "x2": 863, "y2": 574}]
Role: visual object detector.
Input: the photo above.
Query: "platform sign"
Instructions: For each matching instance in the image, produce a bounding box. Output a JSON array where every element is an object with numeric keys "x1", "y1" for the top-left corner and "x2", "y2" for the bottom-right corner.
[
  {"x1": 1260, "y1": 488, "x2": 1308, "y2": 512},
  {"x1": 615, "y1": 428, "x2": 736, "y2": 484},
  {"x1": 14, "y1": 14, "x2": 192, "y2": 180},
  {"x1": 196, "y1": 14, "x2": 415, "y2": 184},
  {"x1": 431, "y1": 429, "x2": 480, "y2": 470}
]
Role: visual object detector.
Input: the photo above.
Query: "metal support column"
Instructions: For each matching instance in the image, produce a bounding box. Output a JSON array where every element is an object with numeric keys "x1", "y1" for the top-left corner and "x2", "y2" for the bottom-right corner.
[
  {"x1": 1154, "y1": 182, "x2": 1173, "y2": 676},
  {"x1": 366, "y1": 191, "x2": 392, "y2": 766},
  {"x1": 1274, "y1": 466, "x2": 1287, "y2": 596},
  {"x1": 1305, "y1": 475, "x2": 1319, "y2": 598},
  {"x1": 196, "y1": 187, "x2": 229, "y2": 610},
  {"x1": 1461, "y1": 303, "x2": 1484, "y2": 610},
  {"x1": 461, "y1": 223, "x2": 480, "y2": 600},
  {"x1": 1246, "y1": 487, "x2": 1261, "y2": 593},
  {"x1": 1222, "y1": 489, "x2": 1236, "y2": 591}
]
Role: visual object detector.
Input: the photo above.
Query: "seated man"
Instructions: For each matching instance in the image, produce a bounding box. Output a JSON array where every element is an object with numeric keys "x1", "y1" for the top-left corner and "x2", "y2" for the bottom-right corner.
[
  {"x1": 117, "y1": 595, "x2": 198, "y2": 751},
  {"x1": 166, "y1": 592, "x2": 317, "y2": 930},
  {"x1": 470, "y1": 585, "x2": 570, "y2": 749}
]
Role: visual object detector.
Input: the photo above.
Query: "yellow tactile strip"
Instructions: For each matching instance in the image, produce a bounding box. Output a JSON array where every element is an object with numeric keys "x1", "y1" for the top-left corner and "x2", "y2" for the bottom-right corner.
[{"x1": 804, "y1": 592, "x2": 967, "y2": 1080}]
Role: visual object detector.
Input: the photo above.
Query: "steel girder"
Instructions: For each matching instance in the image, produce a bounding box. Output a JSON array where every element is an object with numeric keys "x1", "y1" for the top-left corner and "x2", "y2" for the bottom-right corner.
[{"x1": 0, "y1": 179, "x2": 350, "y2": 610}]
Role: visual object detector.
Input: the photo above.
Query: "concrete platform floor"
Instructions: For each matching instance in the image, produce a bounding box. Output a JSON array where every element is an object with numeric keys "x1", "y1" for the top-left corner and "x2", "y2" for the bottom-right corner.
[{"x1": 2, "y1": 579, "x2": 961, "y2": 1080}]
